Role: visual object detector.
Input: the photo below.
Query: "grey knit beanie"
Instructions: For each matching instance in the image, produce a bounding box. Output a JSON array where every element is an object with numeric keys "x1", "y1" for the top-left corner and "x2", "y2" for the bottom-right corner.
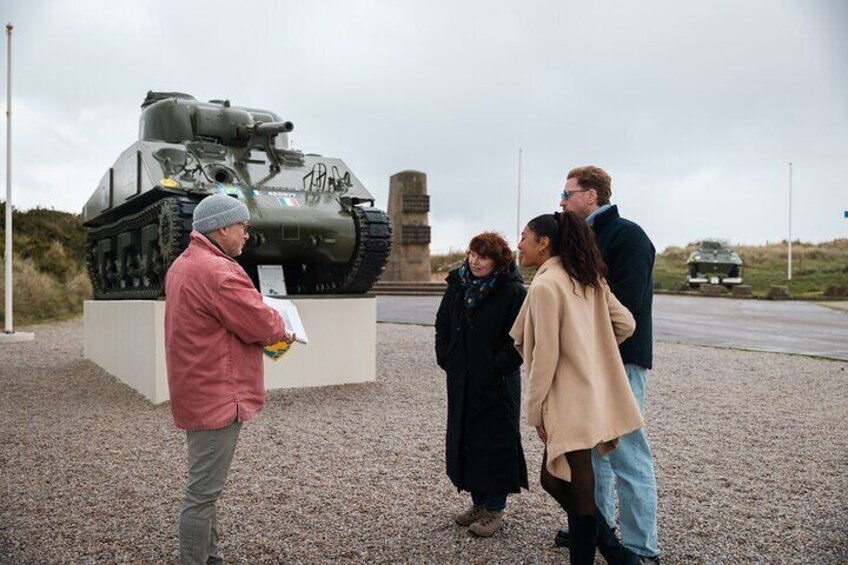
[{"x1": 192, "y1": 194, "x2": 250, "y2": 233}]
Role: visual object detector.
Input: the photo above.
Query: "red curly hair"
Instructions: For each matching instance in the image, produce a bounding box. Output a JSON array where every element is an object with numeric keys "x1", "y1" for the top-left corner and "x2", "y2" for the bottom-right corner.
[{"x1": 467, "y1": 232, "x2": 514, "y2": 270}]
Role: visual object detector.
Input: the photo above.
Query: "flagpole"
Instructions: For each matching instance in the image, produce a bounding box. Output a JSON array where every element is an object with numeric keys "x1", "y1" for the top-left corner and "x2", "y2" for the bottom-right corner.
[
  {"x1": 2, "y1": 22, "x2": 34, "y2": 343},
  {"x1": 4, "y1": 23, "x2": 13, "y2": 333},
  {"x1": 515, "y1": 148, "x2": 522, "y2": 250},
  {"x1": 787, "y1": 162, "x2": 792, "y2": 281}
]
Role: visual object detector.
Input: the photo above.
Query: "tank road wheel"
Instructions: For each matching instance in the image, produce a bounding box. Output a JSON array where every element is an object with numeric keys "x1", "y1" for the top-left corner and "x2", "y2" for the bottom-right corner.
[
  {"x1": 85, "y1": 234, "x2": 109, "y2": 299},
  {"x1": 337, "y1": 206, "x2": 393, "y2": 294},
  {"x1": 139, "y1": 223, "x2": 161, "y2": 288},
  {"x1": 284, "y1": 263, "x2": 347, "y2": 295},
  {"x1": 84, "y1": 196, "x2": 199, "y2": 300}
]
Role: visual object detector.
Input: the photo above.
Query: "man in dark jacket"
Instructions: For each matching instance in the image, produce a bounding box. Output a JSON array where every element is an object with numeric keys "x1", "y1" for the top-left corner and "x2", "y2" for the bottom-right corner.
[{"x1": 559, "y1": 166, "x2": 660, "y2": 564}]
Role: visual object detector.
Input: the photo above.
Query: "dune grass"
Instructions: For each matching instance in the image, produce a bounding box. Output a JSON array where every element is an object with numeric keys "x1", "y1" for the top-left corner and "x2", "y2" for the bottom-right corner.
[{"x1": 1, "y1": 205, "x2": 91, "y2": 325}]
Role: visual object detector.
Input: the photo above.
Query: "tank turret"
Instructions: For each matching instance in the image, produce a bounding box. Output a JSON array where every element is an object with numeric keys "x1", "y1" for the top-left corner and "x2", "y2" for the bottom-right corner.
[{"x1": 83, "y1": 91, "x2": 392, "y2": 298}]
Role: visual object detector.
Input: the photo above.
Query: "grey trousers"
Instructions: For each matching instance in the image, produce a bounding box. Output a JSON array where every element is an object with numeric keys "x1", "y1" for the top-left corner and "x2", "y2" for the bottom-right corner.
[{"x1": 179, "y1": 421, "x2": 242, "y2": 565}]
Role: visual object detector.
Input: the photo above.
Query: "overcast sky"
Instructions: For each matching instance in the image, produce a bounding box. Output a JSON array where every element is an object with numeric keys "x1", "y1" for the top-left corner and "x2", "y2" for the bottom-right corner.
[{"x1": 2, "y1": 0, "x2": 847, "y2": 253}]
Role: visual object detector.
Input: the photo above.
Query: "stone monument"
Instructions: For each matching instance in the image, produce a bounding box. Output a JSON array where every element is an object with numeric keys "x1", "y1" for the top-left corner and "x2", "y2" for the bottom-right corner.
[{"x1": 384, "y1": 170, "x2": 431, "y2": 281}]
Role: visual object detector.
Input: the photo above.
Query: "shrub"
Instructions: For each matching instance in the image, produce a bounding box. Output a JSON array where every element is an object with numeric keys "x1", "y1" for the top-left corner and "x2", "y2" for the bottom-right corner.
[
  {"x1": 0, "y1": 256, "x2": 62, "y2": 325},
  {"x1": 0, "y1": 255, "x2": 92, "y2": 325},
  {"x1": 824, "y1": 286, "x2": 848, "y2": 297},
  {"x1": 64, "y1": 272, "x2": 93, "y2": 312}
]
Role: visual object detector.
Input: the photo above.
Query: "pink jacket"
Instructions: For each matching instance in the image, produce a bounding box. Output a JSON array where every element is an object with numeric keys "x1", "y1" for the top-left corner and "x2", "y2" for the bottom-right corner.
[{"x1": 164, "y1": 231, "x2": 286, "y2": 431}]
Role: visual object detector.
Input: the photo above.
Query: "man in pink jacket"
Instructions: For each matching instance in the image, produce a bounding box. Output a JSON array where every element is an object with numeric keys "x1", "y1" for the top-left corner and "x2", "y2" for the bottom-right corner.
[{"x1": 165, "y1": 193, "x2": 292, "y2": 565}]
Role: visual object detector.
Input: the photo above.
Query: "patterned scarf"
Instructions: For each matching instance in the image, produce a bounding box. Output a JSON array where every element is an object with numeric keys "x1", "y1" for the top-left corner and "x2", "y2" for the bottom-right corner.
[{"x1": 458, "y1": 259, "x2": 504, "y2": 317}]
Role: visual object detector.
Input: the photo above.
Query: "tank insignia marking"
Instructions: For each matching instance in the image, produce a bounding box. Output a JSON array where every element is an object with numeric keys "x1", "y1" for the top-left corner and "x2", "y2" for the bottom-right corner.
[
  {"x1": 160, "y1": 178, "x2": 179, "y2": 188},
  {"x1": 255, "y1": 189, "x2": 298, "y2": 198},
  {"x1": 276, "y1": 196, "x2": 301, "y2": 207}
]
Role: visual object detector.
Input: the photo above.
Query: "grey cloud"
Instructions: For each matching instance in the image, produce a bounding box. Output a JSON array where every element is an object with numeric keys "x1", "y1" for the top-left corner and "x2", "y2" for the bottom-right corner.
[{"x1": 1, "y1": 0, "x2": 845, "y2": 253}]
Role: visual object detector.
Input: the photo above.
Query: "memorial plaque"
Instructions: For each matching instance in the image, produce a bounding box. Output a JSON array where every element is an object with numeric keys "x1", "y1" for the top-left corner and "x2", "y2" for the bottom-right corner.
[
  {"x1": 401, "y1": 224, "x2": 432, "y2": 245},
  {"x1": 402, "y1": 194, "x2": 431, "y2": 213}
]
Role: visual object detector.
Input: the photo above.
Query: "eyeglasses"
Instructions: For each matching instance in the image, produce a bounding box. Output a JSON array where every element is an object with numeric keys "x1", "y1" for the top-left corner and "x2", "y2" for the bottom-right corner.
[
  {"x1": 560, "y1": 189, "x2": 591, "y2": 201},
  {"x1": 236, "y1": 222, "x2": 250, "y2": 233}
]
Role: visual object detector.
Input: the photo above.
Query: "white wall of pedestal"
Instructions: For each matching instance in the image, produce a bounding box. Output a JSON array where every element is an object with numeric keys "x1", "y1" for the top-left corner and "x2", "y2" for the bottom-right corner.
[
  {"x1": 84, "y1": 297, "x2": 376, "y2": 404},
  {"x1": 84, "y1": 301, "x2": 168, "y2": 402}
]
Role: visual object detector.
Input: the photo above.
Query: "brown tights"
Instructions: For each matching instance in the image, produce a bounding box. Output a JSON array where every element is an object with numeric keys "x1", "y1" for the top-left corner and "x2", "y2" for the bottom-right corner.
[
  {"x1": 541, "y1": 449, "x2": 601, "y2": 564},
  {"x1": 539, "y1": 448, "x2": 595, "y2": 517}
]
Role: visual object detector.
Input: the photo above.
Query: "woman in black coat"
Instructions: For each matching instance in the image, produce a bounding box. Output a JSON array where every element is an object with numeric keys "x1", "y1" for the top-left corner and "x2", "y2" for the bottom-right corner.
[{"x1": 435, "y1": 232, "x2": 528, "y2": 537}]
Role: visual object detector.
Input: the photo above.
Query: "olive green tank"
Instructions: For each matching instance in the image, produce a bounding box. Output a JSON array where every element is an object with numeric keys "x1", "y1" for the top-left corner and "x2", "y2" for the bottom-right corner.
[
  {"x1": 82, "y1": 92, "x2": 392, "y2": 299},
  {"x1": 686, "y1": 240, "x2": 743, "y2": 288}
]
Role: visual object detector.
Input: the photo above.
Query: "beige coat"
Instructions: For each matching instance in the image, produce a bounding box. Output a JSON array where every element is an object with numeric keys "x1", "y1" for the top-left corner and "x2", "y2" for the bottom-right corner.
[{"x1": 509, "y1": 256, "x2": 644, "y2": 481}]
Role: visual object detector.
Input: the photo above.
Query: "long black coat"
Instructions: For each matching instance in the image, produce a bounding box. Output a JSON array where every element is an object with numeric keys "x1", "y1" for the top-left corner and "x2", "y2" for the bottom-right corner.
[{"x1": 434, "y1": 264, "x2": 529, "y2": 494}]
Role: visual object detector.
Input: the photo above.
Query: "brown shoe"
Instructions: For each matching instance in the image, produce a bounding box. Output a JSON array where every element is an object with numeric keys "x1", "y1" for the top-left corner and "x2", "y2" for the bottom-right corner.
[
  {"x1": 455, "y1": 504, "x2": 486, "y2": 526},
  {"x1": 468, "y1": 510, "x2": 504, "y2": 537}
]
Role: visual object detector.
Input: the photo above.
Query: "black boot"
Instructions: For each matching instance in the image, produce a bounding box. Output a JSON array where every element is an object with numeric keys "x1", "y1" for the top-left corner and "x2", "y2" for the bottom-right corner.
[
  {"x1": 566, "y1": 512, "x2": 598, "y2": 565},
  {"x1": 554, "y1": 526, "x2": 570, "y2": 548},
  {"x1": 556, "y1": 524, "x2": 618, "y2": 549},
  {"x1": 595, "y1": 511, "x2": 640, "y2": 565}
]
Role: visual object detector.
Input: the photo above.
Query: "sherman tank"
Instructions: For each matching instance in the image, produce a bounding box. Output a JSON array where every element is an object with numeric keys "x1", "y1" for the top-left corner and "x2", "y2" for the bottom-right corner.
[
  {"x1": 83, "y1": 91, "x2": 392, "y2": 299},
  {"x1": 686, "y1": 240, "x2": 743, "y2": 288}
]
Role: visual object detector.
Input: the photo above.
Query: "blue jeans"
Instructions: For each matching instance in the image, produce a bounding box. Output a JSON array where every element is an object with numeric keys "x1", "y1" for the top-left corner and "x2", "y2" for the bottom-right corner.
[
  {"x1": 471, "y1": 492, "x2": 507, "y2": 512},
  {"x1": 592, "y1": 364, "x2": 659, "y2": 557}
]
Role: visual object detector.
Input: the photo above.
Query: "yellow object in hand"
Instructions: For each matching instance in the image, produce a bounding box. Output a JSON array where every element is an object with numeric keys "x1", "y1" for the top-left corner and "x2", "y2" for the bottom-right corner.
[{"x1": 263, "y1": 339, "x2": 291, "y2": 360}]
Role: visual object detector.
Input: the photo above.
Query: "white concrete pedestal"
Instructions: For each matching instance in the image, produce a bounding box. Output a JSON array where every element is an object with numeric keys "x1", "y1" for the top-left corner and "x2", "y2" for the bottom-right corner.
[
  {"x1": 84, "y1": 296, "x2": 376, "y2": 404},
  {"x1": 0, "y1": 331, "x2": 35, "y2": 343}
]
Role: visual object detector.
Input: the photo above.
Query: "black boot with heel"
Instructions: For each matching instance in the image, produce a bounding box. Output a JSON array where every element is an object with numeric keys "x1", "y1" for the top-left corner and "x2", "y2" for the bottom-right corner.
[
  {"x1": 595, "y1": 511, "x2": 641, "y2": 565},
  {"x1": 567, "y1": 512, "x2": 598, "y2": 565}
]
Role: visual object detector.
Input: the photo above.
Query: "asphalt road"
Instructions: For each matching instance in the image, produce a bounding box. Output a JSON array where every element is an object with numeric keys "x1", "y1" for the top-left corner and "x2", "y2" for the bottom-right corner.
[{"x1": 376, "y1": 294, "x2": 848, "y2": 361}]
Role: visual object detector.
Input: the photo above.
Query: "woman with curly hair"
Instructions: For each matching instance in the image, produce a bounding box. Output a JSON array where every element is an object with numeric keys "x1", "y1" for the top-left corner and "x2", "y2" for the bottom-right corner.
[{"x1": 435, "y1": 231, "x2": 528, "y2": 537}]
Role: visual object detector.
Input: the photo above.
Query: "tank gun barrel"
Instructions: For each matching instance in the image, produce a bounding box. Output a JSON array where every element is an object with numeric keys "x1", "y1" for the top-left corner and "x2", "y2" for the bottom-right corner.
[
  {"x1": 236, "y1": 121, "x2": 296, "y2": 172},
  {"x1": 252, "y1": 121, "x2": 294, "y2": 135}
]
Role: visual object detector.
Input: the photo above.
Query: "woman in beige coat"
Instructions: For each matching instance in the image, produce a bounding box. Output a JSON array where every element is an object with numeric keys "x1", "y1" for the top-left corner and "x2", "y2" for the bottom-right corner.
[{"x1": 510, "y1": 212, "x2": 644, "y2": 565}]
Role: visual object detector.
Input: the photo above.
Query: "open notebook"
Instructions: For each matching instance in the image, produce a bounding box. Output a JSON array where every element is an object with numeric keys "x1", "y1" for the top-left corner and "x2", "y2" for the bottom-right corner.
[{"x1": 261, "y1": 297, "x2": 308, "y2": 360}]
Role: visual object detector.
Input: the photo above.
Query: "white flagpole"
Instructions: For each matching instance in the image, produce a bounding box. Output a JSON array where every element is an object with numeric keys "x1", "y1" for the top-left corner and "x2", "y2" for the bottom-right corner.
[
  {"x1": 2, "y1": 22, "x2": 34, "y2": 343},
  {"x1": 515, "y1": 148, "x2": 522, "y2": 250},
  {"x1": 4, "y1": 23, "x2": 13, "y2": 333},
  {"x1": 787, "y1": 162, "x2": 792, "y2": 281}
]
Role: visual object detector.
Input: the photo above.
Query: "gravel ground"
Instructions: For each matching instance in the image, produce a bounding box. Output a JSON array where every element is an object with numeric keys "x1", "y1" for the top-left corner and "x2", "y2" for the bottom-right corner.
[{"x1": 1, "y1": 318, "x2": 846, "y2": 564}]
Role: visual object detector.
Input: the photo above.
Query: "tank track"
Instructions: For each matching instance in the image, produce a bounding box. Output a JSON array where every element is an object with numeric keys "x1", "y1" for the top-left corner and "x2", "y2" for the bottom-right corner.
[
  {"x1": 85, "y1": 196, "x2": 198, "y2": 299},
  {"x1": 337, "y1": 206, "x2": 393, "y2": 293}
]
